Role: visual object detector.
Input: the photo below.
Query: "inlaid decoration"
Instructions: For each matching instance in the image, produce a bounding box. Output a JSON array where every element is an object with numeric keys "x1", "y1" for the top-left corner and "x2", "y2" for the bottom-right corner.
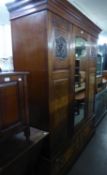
[{"x1": 55, "y1": 36, "x2": 67, "y2": 60}]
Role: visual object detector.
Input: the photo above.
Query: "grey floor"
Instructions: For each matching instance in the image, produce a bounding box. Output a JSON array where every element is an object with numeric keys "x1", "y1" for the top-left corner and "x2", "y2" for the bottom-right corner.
[{"x1": 68, "y1": 115, "x2": 107, "y2": 175}]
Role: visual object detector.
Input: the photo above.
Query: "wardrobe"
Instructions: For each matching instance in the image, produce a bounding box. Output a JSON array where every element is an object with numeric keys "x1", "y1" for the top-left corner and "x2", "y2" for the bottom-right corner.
[{"x1": 7, "y1": 0, "x2": 101, "y2": 174}]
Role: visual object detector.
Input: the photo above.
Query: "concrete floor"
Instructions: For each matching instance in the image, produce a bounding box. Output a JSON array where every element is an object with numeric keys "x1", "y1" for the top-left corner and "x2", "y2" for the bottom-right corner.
[{"x1": 68, "y1": 115, "x2": 107, "y2": 175}]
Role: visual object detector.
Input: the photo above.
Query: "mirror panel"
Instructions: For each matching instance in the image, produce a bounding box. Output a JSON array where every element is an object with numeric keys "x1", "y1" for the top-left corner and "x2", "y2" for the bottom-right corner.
[{"x1": 74, "y1": 37, "x2": 87, "y2": 126}]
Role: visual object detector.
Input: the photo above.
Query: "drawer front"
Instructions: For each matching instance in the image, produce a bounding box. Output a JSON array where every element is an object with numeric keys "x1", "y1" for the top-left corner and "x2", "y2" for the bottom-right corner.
[
  {"x1": 0, "y1": 75, "x2": 23, "y2": 84},
  {"x1": 51, "y1": 120, "x2": 94, "y2": 175}
]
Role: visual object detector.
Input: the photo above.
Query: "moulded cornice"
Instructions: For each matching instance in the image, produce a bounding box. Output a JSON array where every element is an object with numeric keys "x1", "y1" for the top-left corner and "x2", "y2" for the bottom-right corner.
[{"x1": 7, "y1": 0, "x2": 101, "y2": 37}]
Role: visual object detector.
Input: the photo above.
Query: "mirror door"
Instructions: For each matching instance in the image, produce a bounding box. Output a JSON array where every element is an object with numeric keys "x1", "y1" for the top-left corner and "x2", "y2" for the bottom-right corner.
[{"x1": 73, "y1": 27, "x2": 88, "y2": 127}]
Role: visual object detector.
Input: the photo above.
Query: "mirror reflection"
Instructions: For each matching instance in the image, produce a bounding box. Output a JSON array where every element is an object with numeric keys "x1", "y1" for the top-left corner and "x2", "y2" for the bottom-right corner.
[{"x1": 74, "y1": 37, "x2": 87, "y2": 126}]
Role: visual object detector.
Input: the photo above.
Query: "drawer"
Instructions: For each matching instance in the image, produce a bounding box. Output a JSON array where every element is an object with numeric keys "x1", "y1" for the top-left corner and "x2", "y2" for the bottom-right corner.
[{"x1": 0, "y1": 75, "x2": 24, "y2": 84}]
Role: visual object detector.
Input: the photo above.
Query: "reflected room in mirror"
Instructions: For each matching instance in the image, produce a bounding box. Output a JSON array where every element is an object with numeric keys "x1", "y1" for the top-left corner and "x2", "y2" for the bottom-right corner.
[
  {"x1": 74, "y1": 37, "x2": 87, "y2": 126},
  {"x1": 96, "y1": 54, "x2": 103, "y2": 76}
]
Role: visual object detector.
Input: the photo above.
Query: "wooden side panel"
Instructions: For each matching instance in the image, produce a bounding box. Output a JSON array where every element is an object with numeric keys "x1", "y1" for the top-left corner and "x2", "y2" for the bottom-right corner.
[{"x1": 11, "y1": 11, "x2": 49, "y2": 130}]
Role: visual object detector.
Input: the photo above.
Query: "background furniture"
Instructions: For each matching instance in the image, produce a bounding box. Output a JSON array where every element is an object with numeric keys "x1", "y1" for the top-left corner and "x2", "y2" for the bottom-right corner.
[
  {"x1": 95, "y1": 88, "x2": 107, "y2": 126},
  {"x1": 0, "y1": 72, "x2": 30, "y2": 141},
  {"x1": 96, "y1": 54, "x2": 103, "y2": 76},
  {"x1": 96, "y1": 75, "x2": 103, "y2": 93},
  {"x1": 7, "y1": 1, "x2": 101, "y2": 175}
]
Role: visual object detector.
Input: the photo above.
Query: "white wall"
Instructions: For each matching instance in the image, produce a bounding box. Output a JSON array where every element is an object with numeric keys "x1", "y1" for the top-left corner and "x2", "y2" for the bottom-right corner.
[{"x1": 0, "y1": 3, "x2": 14, "y2": 71}]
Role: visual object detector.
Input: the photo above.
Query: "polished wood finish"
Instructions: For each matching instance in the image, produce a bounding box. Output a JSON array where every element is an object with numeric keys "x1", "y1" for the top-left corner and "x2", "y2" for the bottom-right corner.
[
  {"x1": 7, "y1": 0, "x2": 100, "y2": 37},
  {"x1": 7, "y1": 0, "x2": 101, "y2": 174},
  {"x1": 0, "y1": 72, "x2": 30, "y2": 141}
]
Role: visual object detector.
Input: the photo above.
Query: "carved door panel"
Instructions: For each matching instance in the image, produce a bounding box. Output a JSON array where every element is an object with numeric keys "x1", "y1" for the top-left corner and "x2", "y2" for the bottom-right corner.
[{"x1": 48, "y1": 13, "x2": 71, "y2": 70}]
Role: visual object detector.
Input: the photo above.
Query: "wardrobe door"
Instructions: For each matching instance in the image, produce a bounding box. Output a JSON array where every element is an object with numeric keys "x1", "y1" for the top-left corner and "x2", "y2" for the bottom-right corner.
[
  {"x1": 88, "y1": 36, "x2": 97, "y2": 118},
  {"x1": 72, "y1": 26, "x2": 89, "y2": 128},
  {"x1": 48, "y1": 12, "x2": 73, "y2": 154}
]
